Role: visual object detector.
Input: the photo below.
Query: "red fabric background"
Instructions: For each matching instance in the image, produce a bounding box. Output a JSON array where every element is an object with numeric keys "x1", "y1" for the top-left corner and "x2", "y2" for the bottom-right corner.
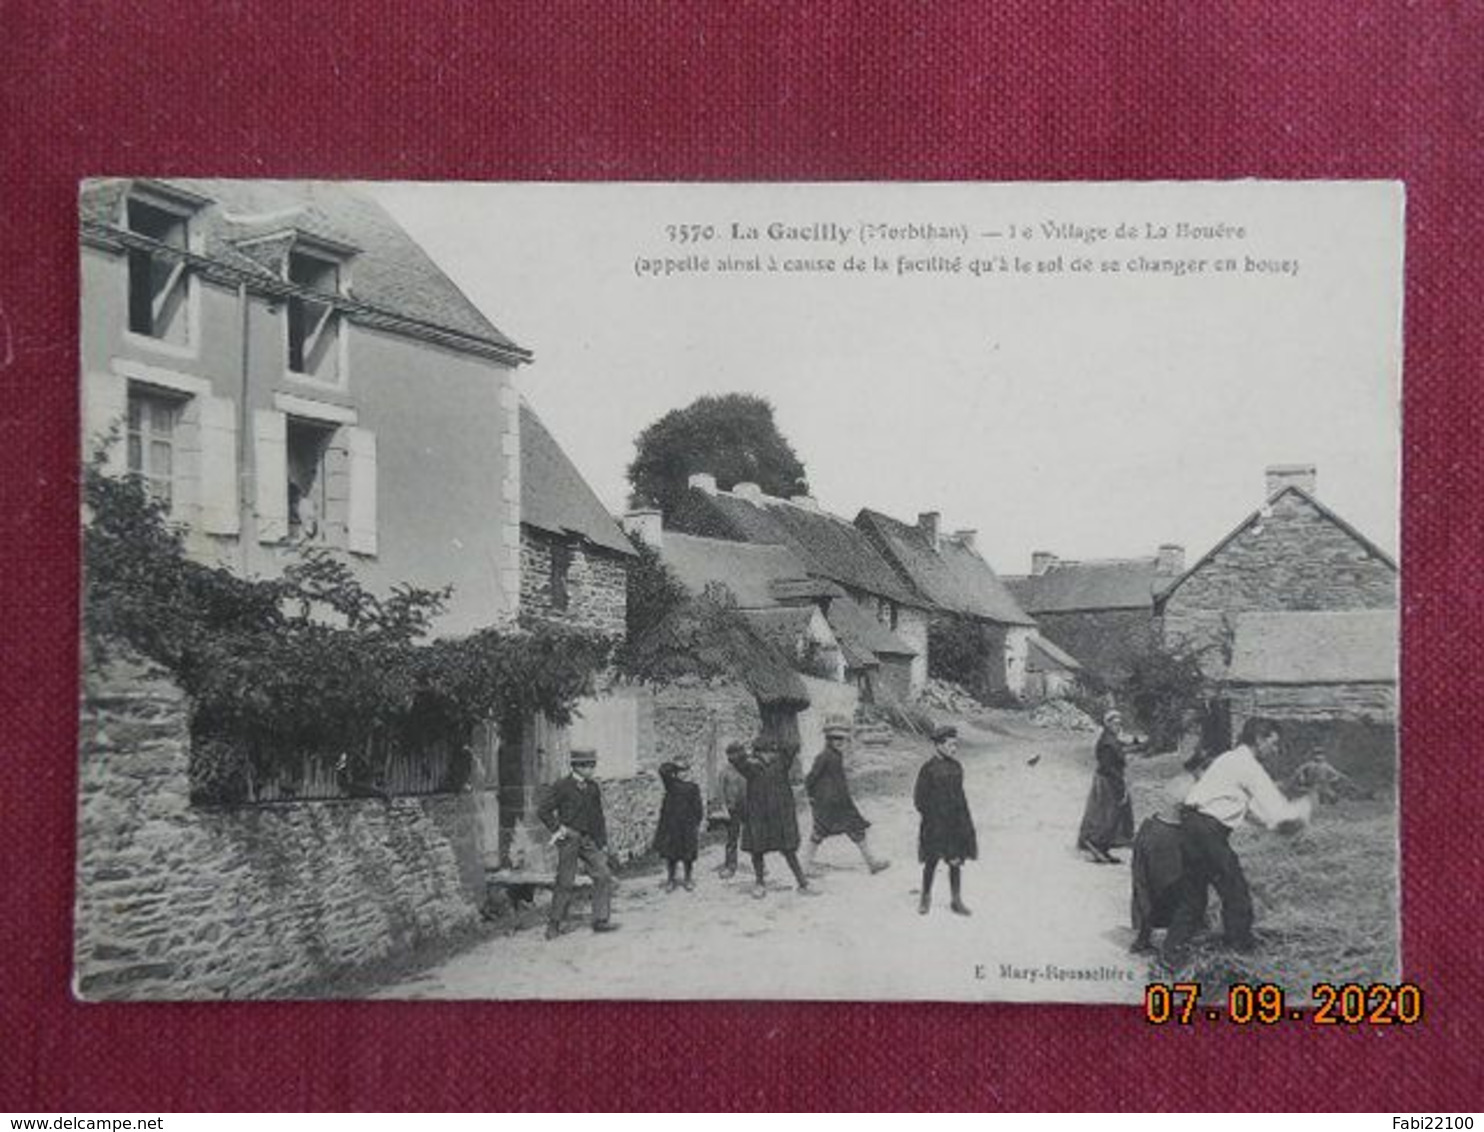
[{"x1": 1, "y1": 1, "x2": 1479, "y2": 1112}]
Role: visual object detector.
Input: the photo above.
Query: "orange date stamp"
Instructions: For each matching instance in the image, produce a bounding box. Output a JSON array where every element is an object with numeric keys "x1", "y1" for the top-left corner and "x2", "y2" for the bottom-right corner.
[{"x1": 1144, "y1": 981, "x2": 1423, "y2": 1025}]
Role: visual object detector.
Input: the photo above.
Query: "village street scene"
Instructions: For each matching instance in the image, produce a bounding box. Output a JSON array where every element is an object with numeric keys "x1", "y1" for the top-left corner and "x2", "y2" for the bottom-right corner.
[{"x1": 75, "y1": 179, "x2": 1401, "y2": 1003}]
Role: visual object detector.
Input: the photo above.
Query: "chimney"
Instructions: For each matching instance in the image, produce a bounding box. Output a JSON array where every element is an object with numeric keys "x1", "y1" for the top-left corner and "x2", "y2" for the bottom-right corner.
[
  {"x1": 1156, "y1": 543, "x2": 1185, "y2": 576},
  {"x1": 687, "y1": 472, "x2": 717, "y2": 494},
  {"x1": 951, "y1": 529, "x2": 977, "y2": 551},
  {"x1": 1031, "y1": 551, "x2": 1058, "y2": 576},
  {"x1": 621, "y1": 509, "x2": 663, "y2": 550},
  {"x1": 790, "y1": 494, "x2": 819, "y2": 512},
  {"x1": 1265, "y1": 463, "x2": 1317, "y2": 498},
  {"x1": 733, "y1": 481, "x2": 763, "y2": 502},
  {"x1": 917, "y1": 511, "x2": 941, "y2": 551}
]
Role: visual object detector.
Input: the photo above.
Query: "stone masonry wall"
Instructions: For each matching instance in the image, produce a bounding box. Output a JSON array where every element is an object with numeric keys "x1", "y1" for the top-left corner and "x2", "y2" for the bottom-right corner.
[
  {"x1": 520, "y1": 529, "x2": 628, "y2": 638},
  {"x1": 76, "y1": 658, "x2": 484, "y2": 1000},
  {"x1": 1162, "y1": 491, "x2": 1397, "y2": 678},
  {"x1": 1227, "y1": 681, "x2": 1396, "y2": 724}
]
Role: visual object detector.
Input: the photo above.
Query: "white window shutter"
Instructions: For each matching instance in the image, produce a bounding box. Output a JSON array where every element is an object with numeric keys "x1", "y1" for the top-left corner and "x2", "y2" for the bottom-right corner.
[
  {"x1": 347, "y1": 426, "x2": 377, "y2": 556},
  {"x1": 254, "y1": 409, "x2": 288, "y2": 544},
  {"x1": 83, "y1": 371, "x2": 129, "y2": 475},
  {"x1": 199, "y1": 394, "x2": 239, "y2": 535}
]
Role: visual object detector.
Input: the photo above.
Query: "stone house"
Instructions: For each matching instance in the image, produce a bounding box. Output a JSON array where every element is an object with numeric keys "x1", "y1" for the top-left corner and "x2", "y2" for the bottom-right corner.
[
  {"x1": 518, "y1": 400, "x2": 636, "y2": 635},
  {"x1": 1223, "y1": 608, "x2": 1397, "y2": 787},
  {"x1": 1003, "y1": 545, "x2": 1185, "y2": 686},
  {"x1": 1025, "y1": 634, "x2": 1084, "y2": 702},
  {"x1": 667, "y1": 474, "x2": 931, "y2": 700},
  {"x1": 80, "y1": 178, "x2": 529, "y2": 636},
  {"x1": 855, "y1": 509, "x2": 1035, "y2": 699},
  {"x1": 1156, "y1": 465, "x2": 1398, "y2": 680}
]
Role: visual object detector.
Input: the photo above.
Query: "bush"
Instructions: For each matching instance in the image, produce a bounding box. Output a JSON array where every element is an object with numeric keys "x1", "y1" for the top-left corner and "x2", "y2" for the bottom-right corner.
[
  {"x1": 84, "y1": 458, "x2": 612, "y2": 799},
  {"x1": 1120, "y1": 639, "x2": 1210, "y2": 752},
  {"x1": 927, "y1": 615, "x2": 998, "y2": 702}
]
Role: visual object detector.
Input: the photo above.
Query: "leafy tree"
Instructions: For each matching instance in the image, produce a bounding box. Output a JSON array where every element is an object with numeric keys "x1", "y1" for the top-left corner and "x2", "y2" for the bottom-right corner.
[
  {"x1": 1121, "y1": 638, "x2": 1212, "y2": 753},
  {"x1": 627, "y1": 393, "x2": 809, "y2": 514},
  {"x1": 613, "y1": 532, "x2": 689, "y2": 675}
]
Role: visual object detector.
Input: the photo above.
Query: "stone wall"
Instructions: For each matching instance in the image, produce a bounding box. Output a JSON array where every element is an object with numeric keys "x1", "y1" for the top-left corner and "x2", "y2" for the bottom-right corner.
[
  {"x1": 797, "y1": 675, "x2": 861, "y2": 758},
  {"x1": 649, "y1": 680, "x2": 761, "y2": 815},
  {"x1": 1034, "y1": 607, "x2": 1161, "y2": 686},
  {"x1": 1162, "y1": 490, "x2": 1396, "y2": 677},
  {"x1": 520, "y1": 528, "x2": 629, "y2": 637},
  {"x1": 76, "y1": 658, "x2": 484, "y2": 1000},
  {"x1": 1227, "y1": 681, "x2": 1396, "y2": 724}
]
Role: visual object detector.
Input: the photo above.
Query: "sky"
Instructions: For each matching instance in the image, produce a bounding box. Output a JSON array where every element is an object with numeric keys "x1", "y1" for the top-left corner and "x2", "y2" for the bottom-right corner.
[{"x1": 372, "y1": 181, "x2": 1403, "y2": 574}]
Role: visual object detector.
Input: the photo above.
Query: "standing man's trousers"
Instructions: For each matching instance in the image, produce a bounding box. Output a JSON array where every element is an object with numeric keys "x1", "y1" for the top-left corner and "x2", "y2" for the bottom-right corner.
[
  {"x1": 1164, "y1": 807, "x2": 1254, "y2": 951},
  {"x1": 549, "y1": 833, "x2": 613, "y2": 926}
]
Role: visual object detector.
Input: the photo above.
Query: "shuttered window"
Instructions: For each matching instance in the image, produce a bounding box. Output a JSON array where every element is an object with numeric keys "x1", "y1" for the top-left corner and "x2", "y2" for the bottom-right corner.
[{"x1": 127, "y1": 388, "x2": 182, "y2": 507}]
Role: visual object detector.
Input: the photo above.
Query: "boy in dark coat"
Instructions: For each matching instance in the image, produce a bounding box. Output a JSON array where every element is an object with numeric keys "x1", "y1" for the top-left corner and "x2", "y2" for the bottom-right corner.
[
  {"x1": 730, "y1": 736, "x2": 819, "y2": 899},
  {"x1": 914, "y1": 725, "x2": 977, "y2": 916},
  {"x1": 537, "y1": 747, "x2": 618, "y2": 940},
  {"x1": 653, "y1": 758, "x2": 704, "y2": 891},
  {"x1": 804, "y1": 714, "x2": 889, "y2": 875}
]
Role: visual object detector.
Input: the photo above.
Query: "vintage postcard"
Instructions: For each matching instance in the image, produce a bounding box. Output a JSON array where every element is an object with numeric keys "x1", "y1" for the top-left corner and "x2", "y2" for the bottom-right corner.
[{"x1": 76, "y1": 180, "x2": 1402, "y2": 1003}]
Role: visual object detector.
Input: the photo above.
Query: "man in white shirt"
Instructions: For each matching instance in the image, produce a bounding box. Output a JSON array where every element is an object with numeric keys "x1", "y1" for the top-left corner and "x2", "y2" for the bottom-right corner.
[{"x1": 1163, "y1": 717, "x2": 1313, "y2": 958}]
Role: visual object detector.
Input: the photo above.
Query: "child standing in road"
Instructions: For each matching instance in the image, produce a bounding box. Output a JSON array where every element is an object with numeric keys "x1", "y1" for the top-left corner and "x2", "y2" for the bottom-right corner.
[{"x1": 653, "y1": 758, "x2": 704, "y2": 891}]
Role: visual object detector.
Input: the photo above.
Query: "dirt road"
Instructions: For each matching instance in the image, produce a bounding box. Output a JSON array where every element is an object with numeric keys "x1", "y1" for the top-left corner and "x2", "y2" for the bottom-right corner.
[{"x1": 374, "y1": 716, "x2": 1150, "y2": 1002}]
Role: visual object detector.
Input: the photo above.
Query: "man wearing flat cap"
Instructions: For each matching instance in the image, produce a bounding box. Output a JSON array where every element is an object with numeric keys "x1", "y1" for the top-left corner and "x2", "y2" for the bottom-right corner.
[
  {"x1": 913, "y1": 724, "x2": 978, "y2": 916},
  {"x1": 804, "y1": 714, "x2": 889, "y2": 875},
  {"x1": 537, "y1": 747, "x2": 618, "y2": 939}
]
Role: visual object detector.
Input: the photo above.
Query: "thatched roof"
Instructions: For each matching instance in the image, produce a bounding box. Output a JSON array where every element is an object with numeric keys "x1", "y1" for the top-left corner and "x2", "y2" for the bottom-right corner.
[
  {"x1": 520, "y1": 402, "x2": 636, "y2": 557},
  {"x1": 856, "y1": 509, "x2": 1033, "y2": 625},
  {"x1": 625, "y1": 597, "x2": 809, "y2": 708}
]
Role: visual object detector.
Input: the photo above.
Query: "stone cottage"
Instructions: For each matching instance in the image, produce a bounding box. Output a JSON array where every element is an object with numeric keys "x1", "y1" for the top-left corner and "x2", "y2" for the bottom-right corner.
[
  {"x1": 1224, "y1": 608, "x2": 1397, "y2": 787},
  {"x1": 855, "y1": 509, "x2": 1035, "y2": 699},
  {"x1": 518, "y1": 399, "x2": 636, "y2": 634},
  {"x1": 1156, "y1": 465, "x2": 1398, "y2": 679},
  {"x1": 667, "y1": 475, "x2": 931, "y2": 700},
  {"x1": 1003, "y1": 545, "x2": 1185, "y2": 686}
]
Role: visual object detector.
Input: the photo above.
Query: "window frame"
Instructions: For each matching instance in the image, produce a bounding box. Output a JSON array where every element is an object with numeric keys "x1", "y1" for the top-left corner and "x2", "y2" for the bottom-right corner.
[
  {"x1": 120, "y1": 186, "x2": 203, "y2": 359},
  {"x1": 126, "y1": 384, "x2": 186, "y2": 512},
  {"x1": 280, "y1": 237, "x2": 354, "y2": 390}
]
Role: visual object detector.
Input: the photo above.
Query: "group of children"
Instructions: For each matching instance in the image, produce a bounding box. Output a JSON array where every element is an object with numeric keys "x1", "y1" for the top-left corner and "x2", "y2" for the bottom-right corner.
[{"x1": 646, "y1": 714, "x2": 977, "y2": 913}]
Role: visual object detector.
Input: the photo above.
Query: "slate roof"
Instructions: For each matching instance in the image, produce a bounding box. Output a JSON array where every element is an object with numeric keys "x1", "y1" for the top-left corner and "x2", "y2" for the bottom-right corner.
[
  {"x1": 1027, "y1": 634, "x2": 1083, "y2": 673},
  {"x1": 671, "y1": 488, "x2": 924, "y2": 607},
  {"x1": 80, "y1": 178, "x2": 525, "y2": 357},
  {"x1": 659, "y1": 533, "x2": 819, "y2": 609},
  {"x1": 1226, "y1": 610, "x2": 1398, "y2": 685},
  {"x1": 825, "y1": 596, "x2": 916, "y2": 665},
  {"x1": 520, "y1": 402, "x2": 636, "y2": 557},
  {"x1": 1004, "y1": 557, "x2": 1175, "y2": 613},
  {"x1": 855, "y1": 510, "x2": 1034, "y2": 626}
]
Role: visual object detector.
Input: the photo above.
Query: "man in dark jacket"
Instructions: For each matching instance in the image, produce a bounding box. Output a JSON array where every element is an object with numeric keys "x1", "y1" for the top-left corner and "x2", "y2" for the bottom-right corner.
[
  {"x1": 731, "y1": 736, "x2": 819, "y2": 899},
  {"x1": 537, "y1": 747, "x2": 619, "y2": 939},
  {"x1": 804, "y1": 714, "x2": 889, "y2": 875},
  {"x1": 914, "y1": 724, "x2": 977, "y2": 916}
]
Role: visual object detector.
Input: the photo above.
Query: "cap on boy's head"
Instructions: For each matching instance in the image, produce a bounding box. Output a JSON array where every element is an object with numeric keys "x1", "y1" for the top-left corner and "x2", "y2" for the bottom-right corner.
[
  {"x1": 569, "y1": 748, "x2": 598, "y2": 768},
  {"x1": 1103, "y1": 709, "x2": 1123, "y2": 726},
  {"x1": 931, "y1": 724, "x2": 958, "y2": 743},
  {"x1": 823, "y1": 714, "x2": 852, "y2": 738},
  {"x1": 725, "y1": 740, "x2": 748, "y2": 756}
]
